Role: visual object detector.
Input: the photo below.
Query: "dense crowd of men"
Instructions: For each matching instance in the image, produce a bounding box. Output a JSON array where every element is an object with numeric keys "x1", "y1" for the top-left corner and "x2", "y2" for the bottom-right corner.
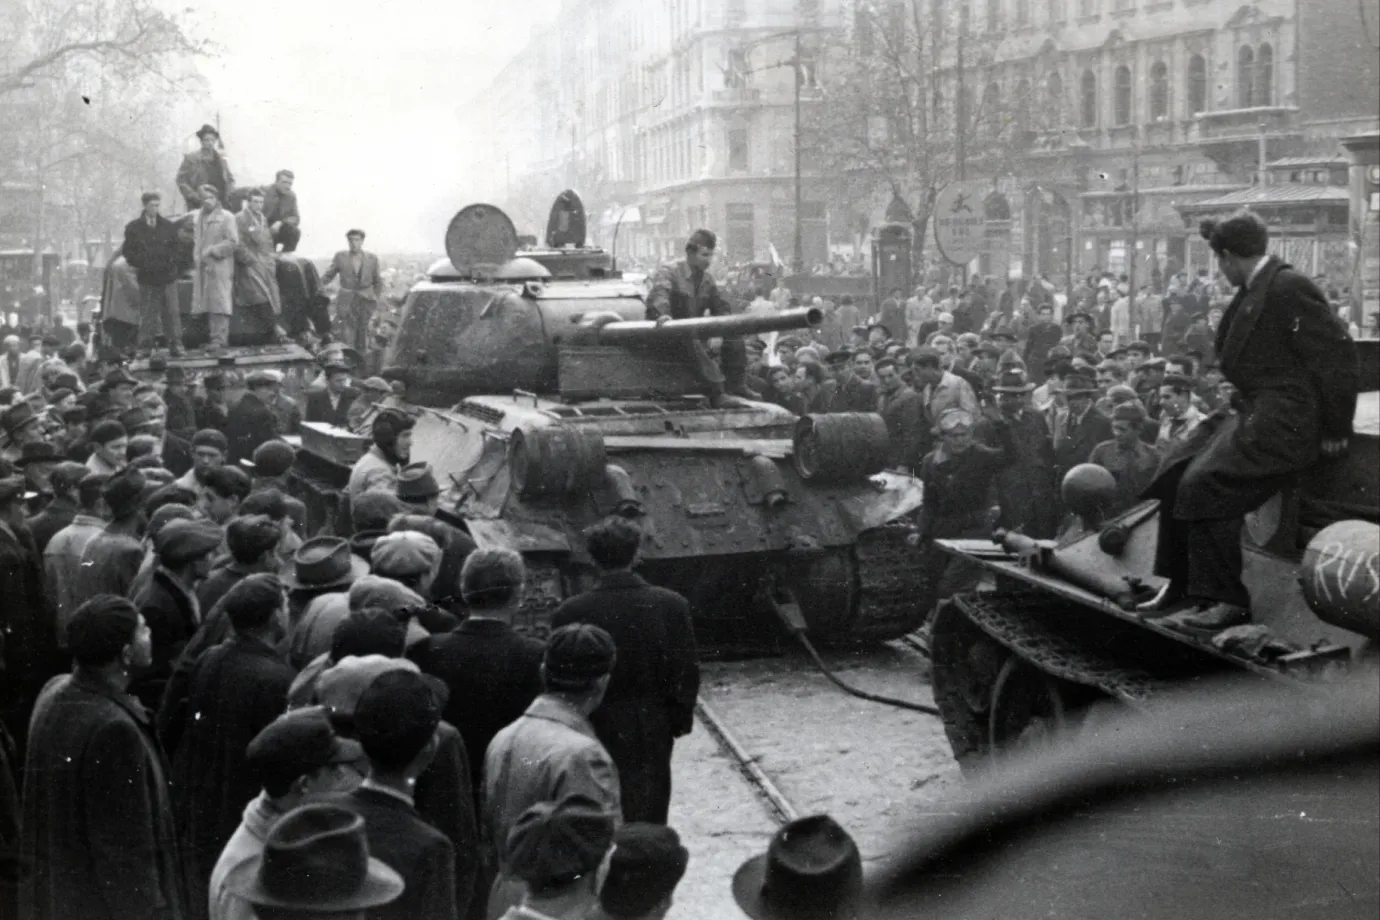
[{"x1": 0, "y1": 200, "x2": 1356, "y2": 919}]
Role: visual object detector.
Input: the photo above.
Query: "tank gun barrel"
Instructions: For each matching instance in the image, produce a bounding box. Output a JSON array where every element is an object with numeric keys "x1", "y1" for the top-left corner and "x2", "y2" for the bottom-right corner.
[{"x1": 594, "y1": 306, "x2": 822, "y2": 344}]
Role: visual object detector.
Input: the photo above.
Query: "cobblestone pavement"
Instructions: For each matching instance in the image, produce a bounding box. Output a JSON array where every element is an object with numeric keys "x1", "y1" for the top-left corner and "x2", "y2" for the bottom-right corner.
[{"x1": 667, "y1": 643, "x2": 968, "y2": 919}]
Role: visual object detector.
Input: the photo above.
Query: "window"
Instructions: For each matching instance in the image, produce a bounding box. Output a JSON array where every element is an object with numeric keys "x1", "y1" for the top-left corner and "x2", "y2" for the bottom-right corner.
[
  {"x1": 1080, "y1": 69, "x2": 1098, "y2": 127},
  {"x1": 855, "y1": 3, "x2": 875, "y2": 56},
  {"x1": 987, "y1": 0, "x2": 1000, "y2": 32},
  {"x1": 1149, "y1": 61, "x2": 1168, "y2": 120},
  {"x1": 1050, "y1": 0, "x2": 1066, "y2": 22},
  {"x1": 728, "y1": 128, "x2": 748, "y2": 171},
  {"x1": 1114, "y1": 65, "x2": 1132, "y2": 124},
  {"x1": 1237, "y1": 45, "x2": 1255, "y2": 107},
  {"x1": 1187, "y1": 53, "x2": 1207, "y2": 114},
  {"x1": 1015, "y1": 0, "x2": 1030, "y2": 25},
  {"x1": 1256, "y1": 43, "x2": 1273, "y2": 106},
  {"x1": 983, "y1": 81, "x2": 1002, "y2": 132}
]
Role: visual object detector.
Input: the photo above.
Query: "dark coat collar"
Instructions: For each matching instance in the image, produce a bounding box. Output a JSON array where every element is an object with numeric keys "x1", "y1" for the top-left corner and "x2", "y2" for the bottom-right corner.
[
  {"x1": 1216, "y1": 256, "x2": 1286, "y2": 372},
  {"x1": 70, "y1": 670, "x2": 152, "y2": 726},
  {"x1": 597, "y1": 569, "x2": 647, "y2": 590}
]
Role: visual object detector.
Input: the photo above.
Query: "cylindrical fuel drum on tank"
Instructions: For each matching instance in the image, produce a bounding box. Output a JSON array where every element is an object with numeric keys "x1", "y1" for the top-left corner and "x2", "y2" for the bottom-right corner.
[
  {"x1": 1300, "y1": 520, "x2": 1380, "y2": 640},
  {"x1": 792, "y1": 413, "x2": 890, "y2": 482}
]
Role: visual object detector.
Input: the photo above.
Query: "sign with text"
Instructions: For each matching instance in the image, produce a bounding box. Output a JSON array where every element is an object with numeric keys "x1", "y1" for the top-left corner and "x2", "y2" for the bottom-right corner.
[{"x1": 933, "y1": 182, "x2": 987, "y2": 266}]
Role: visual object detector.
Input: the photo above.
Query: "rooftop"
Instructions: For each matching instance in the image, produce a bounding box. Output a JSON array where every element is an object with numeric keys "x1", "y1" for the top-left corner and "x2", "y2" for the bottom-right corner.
[{"x1": 1177, "y1": 184, "x2": 1349, "y2": 210}]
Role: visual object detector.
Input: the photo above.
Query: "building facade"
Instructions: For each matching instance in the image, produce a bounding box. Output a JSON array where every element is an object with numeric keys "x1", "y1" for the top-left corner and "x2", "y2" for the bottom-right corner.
[
  {"x1": 462, "y1": 0, "x2": 848, "y2": 268},
  {"x1": 909, "y1": 0, "x2": 1379, "y2": 285}
]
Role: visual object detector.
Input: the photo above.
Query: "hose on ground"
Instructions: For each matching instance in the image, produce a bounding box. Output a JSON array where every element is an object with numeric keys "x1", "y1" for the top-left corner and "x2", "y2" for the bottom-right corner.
[{"x1": 792, "y1": 628, "x2": 941, "y2": 716}]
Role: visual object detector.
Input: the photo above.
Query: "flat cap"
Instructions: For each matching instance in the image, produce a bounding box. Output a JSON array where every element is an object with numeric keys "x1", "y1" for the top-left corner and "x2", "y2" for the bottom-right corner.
[
  {"x1": 118, "y1": 407, "x2": 154, "y2": 433},
  {"x1": 153, "y1": 518, "x2": 223, "y2": 565},
  {"x1": 245, "y1": 706, "x2": 353, "y2": 790},
  {"x1": 317, "y1": 655, "x2": 420, "y2": 722},
  {"x1": 353, "y1": 668, "x2": 443, "y2": 754},
  {"x1": 228, "y1": 514, "x2": 283, "y2": 561},
  {"x1": 544, "y1": 623, "x2": 616, "y2": 689},
  {"x1": 67, "y1": 595, "x2": 141, "y2": 666},
  {"x1": 395, "y1": 462, "x2": 440, "y2": 501},
  {"x1": 369, "y1": 531, "x2": 442, "y2": 579},
  {"x1": 1163, "y1": 373, "x2": 1195, "y2": 390},
  {"x1": 192, "y1": 429, "x2": 230, "y2": 453},
  {"x1": 347, "y1": 574, "x2": 427, "y2": 615},
  {"x1": 358, "y1": 376, "x2": 391, "y2": 394},
  {"x1": 245, "y1": 370, "x2": 280, "y2": 388},
  {"x1": 49, "y1": 460, "x2": 91, "y2": 494},
  {"x1": 505, "y1": 795, "x2": 617, "y2": 889},
  {"x1": 147, "y1": 503, "x2": 196, "y2": 540}
]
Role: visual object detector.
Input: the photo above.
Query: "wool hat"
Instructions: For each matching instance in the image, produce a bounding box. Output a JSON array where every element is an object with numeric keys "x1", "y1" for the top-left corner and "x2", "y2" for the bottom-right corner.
[
  {"x1": 247, "y1": 439, "x2": 295, "y2": 477},
  {"x1": 154, "y1": 518, "x2": 223, "y2": 566},
  {"x1": 543, "y1": 623, "x2": 616, "y2": 690},
  {"x1": 192, "y1": 429, "x2": 229, "y2": 454},
  {"x1": 368, "y1": 531, "x2": 441, "y2": 579},
  {"x1": 227, "y1": 514, "x2": 283, "y2": 561},
  {"x1": 505, "y1": 795, "x2": 617, "y2": 889},
  {"x1": 600, "y1": 823, "x2": 691, "y2": 918},
  {"x1": 67, "y1": 595, "x2": 141, "y2": 666}
]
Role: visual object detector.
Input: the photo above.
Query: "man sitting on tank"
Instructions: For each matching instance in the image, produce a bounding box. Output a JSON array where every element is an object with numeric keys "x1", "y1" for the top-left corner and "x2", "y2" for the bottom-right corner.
[
  {"x1": 1141, "y1": 211, "x2": 1356, "y2": 635},
  {"x1": 646, "y1": 229, "x2": 750, "y2": 408}
]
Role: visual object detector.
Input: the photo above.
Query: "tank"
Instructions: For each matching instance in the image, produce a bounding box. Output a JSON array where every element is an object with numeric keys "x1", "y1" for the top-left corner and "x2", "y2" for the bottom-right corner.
[
  {"x1": 927, "y1": 339, "x2": 1380, "y2": 772},
  {"x1": 296, "y1": 193, "x2": 930, "y2": 644}
]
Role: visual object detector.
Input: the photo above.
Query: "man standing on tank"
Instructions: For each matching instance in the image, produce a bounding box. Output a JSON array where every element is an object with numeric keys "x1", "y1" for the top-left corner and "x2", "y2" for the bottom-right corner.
[
  {"x1": 1142, "y1": 211, "x2": 1356, "y2": 634},
  {"x1": 646, "y1": 229, "x2": 749, "y2": 408}
]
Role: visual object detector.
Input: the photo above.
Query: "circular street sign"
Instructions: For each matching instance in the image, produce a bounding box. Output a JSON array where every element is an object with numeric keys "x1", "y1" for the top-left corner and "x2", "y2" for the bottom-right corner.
[{"x1": 933, "y1": 183, "x2": 987, "y2": 266}]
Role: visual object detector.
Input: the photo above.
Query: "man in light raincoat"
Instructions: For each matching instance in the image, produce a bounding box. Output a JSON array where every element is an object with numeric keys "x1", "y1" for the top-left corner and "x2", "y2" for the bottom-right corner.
[{"x1": 193, "y1": 184, "x2": 239, "y2": 352}]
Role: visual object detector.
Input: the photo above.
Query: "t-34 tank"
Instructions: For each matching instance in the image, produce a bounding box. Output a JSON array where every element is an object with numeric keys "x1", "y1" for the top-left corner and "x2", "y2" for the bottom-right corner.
[
  {"x1": 379, "y1": 193, "x2": 928, "y2": 643},
  {"x1": 927, "y1": 339, "x2": 1380, "y2": 771}
]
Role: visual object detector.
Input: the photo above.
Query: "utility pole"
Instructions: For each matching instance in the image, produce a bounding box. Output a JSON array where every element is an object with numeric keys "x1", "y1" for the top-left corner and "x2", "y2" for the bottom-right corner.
[
  {"x1": 792, "y1": 29, "x2": 804, "y2": 273},
  {"x1": 1126, "y1": 125, "x2": 1141, "y2": 343},
  {"x1": 955, "y1": 5, "x2": 967, "y2": 183}
]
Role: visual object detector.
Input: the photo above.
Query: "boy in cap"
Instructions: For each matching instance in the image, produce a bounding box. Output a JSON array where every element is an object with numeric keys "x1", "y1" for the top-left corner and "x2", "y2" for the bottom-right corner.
[
  {"x1": 1089, "y1": 402, "x2": 1162, "y2": 515},
  {"x1": 84, "y1": 418, "x2": 128, "y2": 475},
  {"x1": 129, "y1": 516, "x2": 223, "y2": 708},
  {"x1": 498, "y1": 795, "x2": 617, "y2": 920},
  {"x1": 590, "y1": 823, "x2": 690, "y2": 920},
  {"x1": 485, "y1": 623, "x2": 621, "y2": 918}
]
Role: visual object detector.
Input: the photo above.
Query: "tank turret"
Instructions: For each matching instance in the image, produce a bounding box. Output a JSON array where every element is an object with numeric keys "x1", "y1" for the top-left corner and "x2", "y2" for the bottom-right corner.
[{"x1": 386, "y1": 199, "x2": 820, "y2": 406}]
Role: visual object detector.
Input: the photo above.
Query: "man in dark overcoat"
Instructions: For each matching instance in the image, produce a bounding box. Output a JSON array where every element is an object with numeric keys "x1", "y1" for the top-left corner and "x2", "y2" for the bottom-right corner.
[
  {"x1": 122, "y1": 191, "x2": 186, "y2": 355},
  {"x1": 304, "y1": 360, "x2": 358, "y2": 428},
  {"x1": 225, "y1": 371, "x2": 281, "y2": 464},
  {"x1": 983, "y1": 369, "x2": 1060, "y2": 538},
  {"x1": 158, "y1": 575, "x2": 294, "y2": 920},
  {"x1": 549, "y1": 516, "x2": 699, "y2": 824},
  {"x1": 645, "y1": 228, "x2": 749, "y2": 407},
  {"x1": 1051, "y1": 372, "x2": 1114, "y2": 485},
  {"x1": 19, "y1": 595, "x2": 187, "y2": 920},
  {"x1": 1142, "y1": 213, "x2": 1356, "y2": 633},
  {"x1": 0, "y1": 475, "x2": 57, "y2": 761}
]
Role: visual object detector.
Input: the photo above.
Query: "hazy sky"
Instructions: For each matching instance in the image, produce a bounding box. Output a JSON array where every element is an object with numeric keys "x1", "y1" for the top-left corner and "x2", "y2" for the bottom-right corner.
[{"x1": 184, "y1": 0, "x2": 557, "y2": 256}]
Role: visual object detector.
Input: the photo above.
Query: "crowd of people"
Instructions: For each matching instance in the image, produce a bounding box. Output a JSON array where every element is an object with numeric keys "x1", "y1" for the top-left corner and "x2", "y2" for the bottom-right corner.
[{"x1": 0, "y1": 314, "x2": 872, "y2": 920}]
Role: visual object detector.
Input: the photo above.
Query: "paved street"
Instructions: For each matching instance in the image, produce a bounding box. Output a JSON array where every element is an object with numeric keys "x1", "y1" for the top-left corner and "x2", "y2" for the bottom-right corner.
[{"x1": 668, "y1": 645, "x2": 966, "y2": 918}]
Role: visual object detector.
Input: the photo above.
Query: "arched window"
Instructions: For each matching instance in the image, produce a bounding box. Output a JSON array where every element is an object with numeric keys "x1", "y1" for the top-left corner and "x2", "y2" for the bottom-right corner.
[
  {"x1": 1256, "y1": 43, "x2": 1274, "y2": 106},
  {"x1": 1187, "y1": 54, "x2": 1207, "y2": 114},
  {"x1": 1237, "y1": 45, "x2": 1255, "y2": 107},
  {"x1": 1114, "y1": 65, "x2": 1132, "y2": 125},
  {"x1": 1149, "y1": 61, "x2": 1169, "y2": 120},
  {"x1": 1080, "y1": 69, "x2": 1098, "y2": 127}
]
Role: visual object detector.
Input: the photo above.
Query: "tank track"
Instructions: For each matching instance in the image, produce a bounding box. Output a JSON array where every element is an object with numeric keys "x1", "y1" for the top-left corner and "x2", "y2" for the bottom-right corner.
[
  {"x1": 950, "y1": 590, "x2": 1164, "y2": 703},
  {"x1": 852, "y1": 526, "x2": 929, "y2": 641}
]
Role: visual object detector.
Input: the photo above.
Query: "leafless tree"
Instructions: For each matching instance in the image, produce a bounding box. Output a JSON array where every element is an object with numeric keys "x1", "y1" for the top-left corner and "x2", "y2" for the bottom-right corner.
[{"x1": 806, "y1": 1, "x2": 1051, "y2": 266}]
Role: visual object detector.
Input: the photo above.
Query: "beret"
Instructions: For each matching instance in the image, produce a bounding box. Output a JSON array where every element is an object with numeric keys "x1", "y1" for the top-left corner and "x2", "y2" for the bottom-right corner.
[
  {"x1": 248, "y1": 440, "x2": 295, "y2": 477},
  {"x1": 153, "y1": 518, "x2": 223, "y2": 566}
]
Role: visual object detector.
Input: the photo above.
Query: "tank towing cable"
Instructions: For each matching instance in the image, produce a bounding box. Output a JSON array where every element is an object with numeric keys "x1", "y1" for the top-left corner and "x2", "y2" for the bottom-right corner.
[{"x1": 768, "y1": 584, "x2": 941, "y2": 716}]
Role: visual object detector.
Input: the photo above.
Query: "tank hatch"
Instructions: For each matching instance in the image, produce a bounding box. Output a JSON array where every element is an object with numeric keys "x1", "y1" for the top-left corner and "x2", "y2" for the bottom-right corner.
[
  {"x1": 546, "y1": 189, "x2": 587, "y2": 248},
  {"x1": 445, "y1": 203, "x2": 519, "y2": 276},
  {"x1": 492, "y1": 257, "x2": 552, "y2": 282}
]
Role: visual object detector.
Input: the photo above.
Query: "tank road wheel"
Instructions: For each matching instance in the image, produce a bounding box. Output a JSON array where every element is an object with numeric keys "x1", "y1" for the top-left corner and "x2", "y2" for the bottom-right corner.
[{"x1": 986, "y1": 657, "x2": 1069, "y2": 761}]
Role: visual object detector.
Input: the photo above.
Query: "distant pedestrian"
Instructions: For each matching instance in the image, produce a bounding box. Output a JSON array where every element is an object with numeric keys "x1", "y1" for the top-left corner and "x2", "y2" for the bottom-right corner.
[
  {"x1": 20, "y1": 596, "x2": 188, "y2": 920},
  {"x1": 550, "y1": 519, "x2": 698, "y2": 824},
  {"x1": 484, "y1": 624, "x2": 621, "y2": 918},
  {"x1": 321, "y1": 229, "x2": 385, "y2": 356}
]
